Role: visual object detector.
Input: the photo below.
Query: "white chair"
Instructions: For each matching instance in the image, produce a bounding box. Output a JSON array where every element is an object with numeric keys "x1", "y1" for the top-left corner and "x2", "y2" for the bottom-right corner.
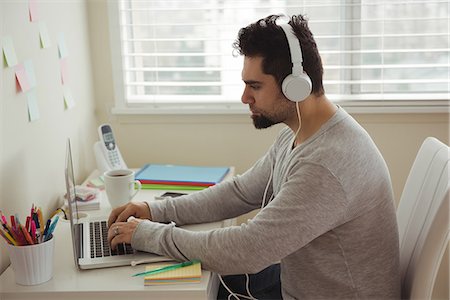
[{"x1": 397, "y1": 137, "x2": 450, "y2": 299}]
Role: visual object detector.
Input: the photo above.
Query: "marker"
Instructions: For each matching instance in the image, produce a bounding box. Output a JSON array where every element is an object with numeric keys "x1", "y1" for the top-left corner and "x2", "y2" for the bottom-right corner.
[
  {"x1": 12, "y1": 226, "x2": 27, "y2": 246},
  {"x1": 44, "y1": 216, "x2": 59, "y2": 242},
  {"x1": 19, "y1": 224, "x2": 34, "y2": 245},
  {"x1": 0, "y1": 228, "x2": 17, "y2": 246},
  {"x1": 132, "y1": 260, "x2": 200, "y2": 277},
  {"x1": 15, "y1": 214, "x2": 20, "y2": 225},
  {"x1": 0, "y1": 229, "x2": 13, "y2": 245},
  {"x1": 10, "y1": 215, "x2": 16, "y2": 229},
  {"x1": 31, "y1": 220, "x2": 37, "y2": 244},
  {"x1": 43, "y1": 219, "x2": 51, "y2": 239},
  {"x1": 37, "y1": 209, "x2": 44, "y2": 236},
  {"x1": 25, "y1": 216, "x2": 31, "y2": 232},
  {"x1": 0, "y1": 212, "x2": 7, "y2": 225},
  {"x1": 3, "y1": 222, "x2": 20, "y2": 244}
]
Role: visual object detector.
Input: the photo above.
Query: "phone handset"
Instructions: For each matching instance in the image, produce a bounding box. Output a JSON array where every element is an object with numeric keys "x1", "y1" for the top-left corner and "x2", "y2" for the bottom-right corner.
[{"x1": 94, "y1": 123, "x2": 127, "y2": 174}]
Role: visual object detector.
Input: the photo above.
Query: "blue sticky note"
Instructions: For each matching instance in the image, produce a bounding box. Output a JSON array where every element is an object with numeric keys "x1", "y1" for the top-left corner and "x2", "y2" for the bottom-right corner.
[
  {"x1": 27, "y1": 91, "x2": 40, "y2": 122},
  {"x1": 39, "y1": 21, "x2": 52, "y2": 48},
  {"x1": 58, "y1": 33, "x2": 68, "y2": 58},
  {"x1": 24, "y1": 60, "x2": 37, "y2": 88},
  {"x1": 2, "y1": 36, "x2": 18, "y2": 67}
]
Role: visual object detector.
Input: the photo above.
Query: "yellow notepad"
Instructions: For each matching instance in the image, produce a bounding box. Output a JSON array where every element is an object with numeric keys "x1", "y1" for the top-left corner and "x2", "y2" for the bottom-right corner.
[{"x1": 144, "y1": 262, "x2": 202, "y2": 285}]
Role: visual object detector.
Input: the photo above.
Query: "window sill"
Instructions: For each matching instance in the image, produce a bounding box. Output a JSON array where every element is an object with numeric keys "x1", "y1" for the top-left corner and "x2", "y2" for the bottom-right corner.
[{"x1": 111, "y1": 99, "x2": 449, "y2": 115}]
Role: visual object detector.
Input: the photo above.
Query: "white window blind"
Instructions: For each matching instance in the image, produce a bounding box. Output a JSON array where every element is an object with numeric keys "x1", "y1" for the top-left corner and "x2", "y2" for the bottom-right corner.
[{"x1": 109, "y1": 0, "x2": 449, "y2": 114}]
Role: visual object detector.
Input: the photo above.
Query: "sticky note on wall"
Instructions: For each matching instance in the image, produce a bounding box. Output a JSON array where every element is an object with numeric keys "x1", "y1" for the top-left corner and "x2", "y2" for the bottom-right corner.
[
  {"x1": 58, "y1": 33, "x2": 68, "y2": 58},
  {"x1": 27, "y1": 91, "x2": 40, "y2": 122},
  {"x1": 39, "y1": 21, "x2": 51, "y2": 48},
  {"x1": 29, "y1": 0, "x2": 39, "y2": 22},
  {"x1": 63, "y1": 86, "x2": 75, "y2": 109},
  {"x1": 60, "y1": 57, "x2": 68, "y2": 84},
  {"x1": 24, "y1": 60, "x2": 37, "y2": 88},
  {"x1": 2, "y1": 36, "x2": 18, "y2": 67},
  {"x1": 14, "y1": 63, "x2": 31, "y2": 93}
]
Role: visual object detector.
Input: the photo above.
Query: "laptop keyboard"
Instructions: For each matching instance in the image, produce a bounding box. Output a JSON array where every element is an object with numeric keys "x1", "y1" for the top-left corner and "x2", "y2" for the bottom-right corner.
[{"x1": 89, "y1": 221, "x2": 134, "y2": 258}]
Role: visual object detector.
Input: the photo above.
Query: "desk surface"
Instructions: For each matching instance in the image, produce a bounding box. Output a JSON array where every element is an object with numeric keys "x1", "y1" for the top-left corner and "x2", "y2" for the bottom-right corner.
[{"x1": 0, "y1": 173, "x2": 235, "y2": 300}]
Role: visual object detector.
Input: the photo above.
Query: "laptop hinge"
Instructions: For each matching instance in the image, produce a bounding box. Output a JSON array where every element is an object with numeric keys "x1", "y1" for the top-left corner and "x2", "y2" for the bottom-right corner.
[{"x1": 74, "y1": 223, "x2": 84, "y2": 259}]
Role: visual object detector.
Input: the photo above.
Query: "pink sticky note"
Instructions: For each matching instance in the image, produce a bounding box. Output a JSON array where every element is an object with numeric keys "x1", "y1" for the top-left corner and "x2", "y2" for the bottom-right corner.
[
  {"x1": 29, "y1": 0, "x2": 39, "y2": 22},
  {"x1": 60, "y1": 57, "x2": 68, "y2": 84},
  {"x1": 15, "y1": 64, "x2": 31, "y2": 93}
]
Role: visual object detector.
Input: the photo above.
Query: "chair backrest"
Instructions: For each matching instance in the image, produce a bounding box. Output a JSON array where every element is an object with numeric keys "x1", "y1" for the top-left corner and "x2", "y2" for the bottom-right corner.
[{"x1": 397, "y1": 137, "x2": 450, "y2": 299}]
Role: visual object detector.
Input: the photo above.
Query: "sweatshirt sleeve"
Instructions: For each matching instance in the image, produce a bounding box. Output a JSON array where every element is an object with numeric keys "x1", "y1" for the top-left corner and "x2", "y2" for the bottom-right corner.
[
  {"x1": 132, "y1": 162, "x2": 349, "y2": 275},
  {"x1": 147, "y1": 145, "x2": 277, "y2": 226}
]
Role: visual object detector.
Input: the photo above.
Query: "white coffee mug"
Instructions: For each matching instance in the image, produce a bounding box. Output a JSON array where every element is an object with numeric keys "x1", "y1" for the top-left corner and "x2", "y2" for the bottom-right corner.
[{"x1": 103, "y1": 169, "x2": 142, "y2": 208}]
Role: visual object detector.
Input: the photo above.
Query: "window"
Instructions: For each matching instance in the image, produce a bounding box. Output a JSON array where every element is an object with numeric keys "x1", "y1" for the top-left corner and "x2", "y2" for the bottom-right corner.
[{"x1": 108, "y1": 0, "x2": 449, "y2": 114}]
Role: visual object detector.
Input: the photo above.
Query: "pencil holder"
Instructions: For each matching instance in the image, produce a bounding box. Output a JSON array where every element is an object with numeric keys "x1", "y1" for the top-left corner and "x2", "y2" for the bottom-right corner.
[{"x1": 6, "y1": 236, "x2": 54, "y2": 285}]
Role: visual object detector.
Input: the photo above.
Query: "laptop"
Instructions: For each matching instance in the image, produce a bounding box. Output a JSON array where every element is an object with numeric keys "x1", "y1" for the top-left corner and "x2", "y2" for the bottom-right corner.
[{"x1": 65, "y1": 139, "x2": 172, "y2": 269}]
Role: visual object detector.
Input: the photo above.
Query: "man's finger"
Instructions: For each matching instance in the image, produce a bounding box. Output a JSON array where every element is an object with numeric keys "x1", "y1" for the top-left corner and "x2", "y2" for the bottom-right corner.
[
  {"x1": 107, "y1": 203, "x2": 127, "y2": 227},
  {"x1": 116, "y1": 206, "x2": 134, "y2": 223}
]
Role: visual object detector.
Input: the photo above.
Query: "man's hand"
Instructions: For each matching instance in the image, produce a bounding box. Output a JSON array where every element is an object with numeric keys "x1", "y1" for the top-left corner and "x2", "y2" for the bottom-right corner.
[
  {"x1": 107, "y1": 217, "x2": 143, "y2": 249},
  {"x1": 108, "y1": 201, "x2": 152, "y2": 228}
]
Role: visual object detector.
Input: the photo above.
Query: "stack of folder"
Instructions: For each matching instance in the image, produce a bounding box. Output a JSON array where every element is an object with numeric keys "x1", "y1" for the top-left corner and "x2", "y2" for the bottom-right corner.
[
  {"x1": 135, "y1": 164, "x2": 230, "y2": 190},
  {"x1": 143, "y1": 262, "x2": 202, "y2": 285}
]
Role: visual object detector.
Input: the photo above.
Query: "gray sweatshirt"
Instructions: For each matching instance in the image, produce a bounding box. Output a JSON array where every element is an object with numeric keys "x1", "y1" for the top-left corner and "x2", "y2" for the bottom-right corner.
[{"x1": 132, "y1": 107, "x2": 401, "y2": 299}]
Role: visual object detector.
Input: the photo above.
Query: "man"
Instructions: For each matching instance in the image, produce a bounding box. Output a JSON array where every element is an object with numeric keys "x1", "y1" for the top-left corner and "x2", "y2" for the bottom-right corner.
[{"x1": 108, "y1": 14, "x2": 400, "y2": 299}]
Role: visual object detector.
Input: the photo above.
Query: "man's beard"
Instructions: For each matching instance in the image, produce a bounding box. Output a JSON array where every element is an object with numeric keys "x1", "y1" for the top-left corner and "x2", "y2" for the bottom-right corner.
[{"x1": 252, "y1": 114, "x2": 276, "y2": 129}]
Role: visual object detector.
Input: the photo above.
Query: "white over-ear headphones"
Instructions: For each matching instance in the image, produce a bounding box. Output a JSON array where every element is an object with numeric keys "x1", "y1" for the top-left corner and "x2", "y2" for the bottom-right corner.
[{"x1": 278, "y1": 21, "x2": 312, "y2": 102}]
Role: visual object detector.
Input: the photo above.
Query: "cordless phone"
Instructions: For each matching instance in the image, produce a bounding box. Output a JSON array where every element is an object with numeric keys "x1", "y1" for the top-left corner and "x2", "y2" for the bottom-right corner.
[{"x1": 94, "y1": 124, "x2": 127, "y2": 173}]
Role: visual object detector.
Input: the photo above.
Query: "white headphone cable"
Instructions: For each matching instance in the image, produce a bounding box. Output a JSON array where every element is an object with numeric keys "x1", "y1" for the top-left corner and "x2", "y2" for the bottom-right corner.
[
  {"x1": 261, "y1": 161, "x2": 274, "y2": 209},
  {"x1": 292, "y1": 101, "x2": 302, "y2": 147},
  {"x1": 218, "y1": 273, "x2": 257, "y2": 300}
]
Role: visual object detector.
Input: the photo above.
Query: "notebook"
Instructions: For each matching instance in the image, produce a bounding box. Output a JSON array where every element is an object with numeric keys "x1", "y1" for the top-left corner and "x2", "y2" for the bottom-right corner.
[
  {"x1": 144, "y1": 262, "x2": 202, "y2": 285},
  {"x1": 65, "y1": 139, "x2": 173, "y2": 269},
  {"x1": 136, "y1": 164, "x2": 230, "y2": 187}
]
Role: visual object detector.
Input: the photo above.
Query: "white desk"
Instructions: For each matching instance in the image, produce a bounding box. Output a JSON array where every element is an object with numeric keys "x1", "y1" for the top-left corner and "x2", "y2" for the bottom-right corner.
[{"x1": 0, "y1": 174, "x2": 235, "y2": 300}]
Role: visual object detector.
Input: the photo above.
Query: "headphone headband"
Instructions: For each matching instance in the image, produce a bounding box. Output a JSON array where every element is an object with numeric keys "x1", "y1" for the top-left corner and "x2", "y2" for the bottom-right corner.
[
  {"x1": 277, "y1": 16, "x2": 312, "y2": 102},
  {"x1": 279, "y1": 23, "x2": 303, "y2": 76}
]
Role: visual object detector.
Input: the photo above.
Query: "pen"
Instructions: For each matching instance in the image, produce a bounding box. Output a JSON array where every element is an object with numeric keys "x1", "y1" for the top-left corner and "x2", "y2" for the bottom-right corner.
[
  {"x1": 132, "y1": 260, "x2": 201, "y2": 277},
  {"x1": 44, "y1": 216, "x2": 59, "y2": 242}
]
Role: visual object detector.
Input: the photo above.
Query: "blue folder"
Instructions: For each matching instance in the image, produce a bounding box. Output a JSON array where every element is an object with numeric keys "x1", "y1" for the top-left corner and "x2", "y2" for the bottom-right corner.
[{"x1": 135, "y1": 164, "x2": 230, "y2": 186}]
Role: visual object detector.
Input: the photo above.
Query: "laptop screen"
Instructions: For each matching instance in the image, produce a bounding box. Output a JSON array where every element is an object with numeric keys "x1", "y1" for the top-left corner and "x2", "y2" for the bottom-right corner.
[{"x1": 65, "y1": 138, "x2": 82, "y2": 267}]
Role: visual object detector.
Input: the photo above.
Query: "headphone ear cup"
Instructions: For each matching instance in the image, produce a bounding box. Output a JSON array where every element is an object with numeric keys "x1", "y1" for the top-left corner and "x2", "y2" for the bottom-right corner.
[{"x1": 282, "y1": 73, "x2": 312, "y2": 102}]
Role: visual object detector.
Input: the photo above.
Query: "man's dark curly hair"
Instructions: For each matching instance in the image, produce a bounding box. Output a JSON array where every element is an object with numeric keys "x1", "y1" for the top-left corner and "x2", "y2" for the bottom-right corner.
[{"x1": 233, "y1": 14, "x2": 324, "y2": 96}]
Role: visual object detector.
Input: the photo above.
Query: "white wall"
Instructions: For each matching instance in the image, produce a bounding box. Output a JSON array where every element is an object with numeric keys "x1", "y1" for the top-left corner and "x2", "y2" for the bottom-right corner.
[{"x1": 0, "y1": 1, "x2": 98, "y2": 273}]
